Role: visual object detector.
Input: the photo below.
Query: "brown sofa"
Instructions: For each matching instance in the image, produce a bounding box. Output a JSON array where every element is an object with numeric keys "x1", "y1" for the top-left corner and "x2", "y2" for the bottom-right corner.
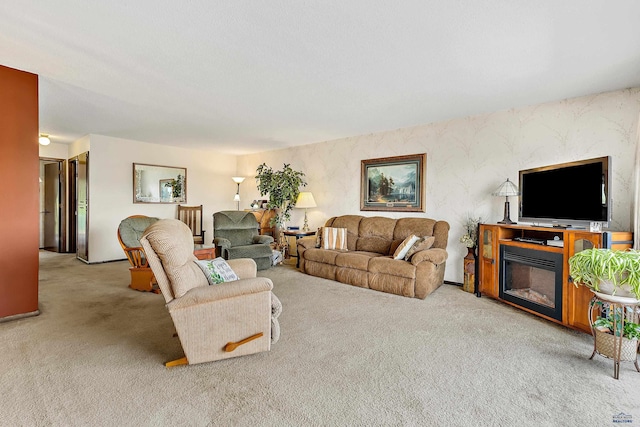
[{"x1": 297, "y1": 215, "x2": 450, "y2": 299}]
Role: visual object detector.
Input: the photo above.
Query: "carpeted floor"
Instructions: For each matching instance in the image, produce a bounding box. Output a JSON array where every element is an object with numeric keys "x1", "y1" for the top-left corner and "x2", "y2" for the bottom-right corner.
[{"x1": 2, "y1": 251, "x2": 639, "y2": 426}]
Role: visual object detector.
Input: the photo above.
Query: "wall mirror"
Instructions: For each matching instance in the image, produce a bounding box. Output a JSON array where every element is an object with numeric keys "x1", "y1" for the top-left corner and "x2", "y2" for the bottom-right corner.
[{"x1": 133, "y1": 163, "x2": 187, "y2": 203}]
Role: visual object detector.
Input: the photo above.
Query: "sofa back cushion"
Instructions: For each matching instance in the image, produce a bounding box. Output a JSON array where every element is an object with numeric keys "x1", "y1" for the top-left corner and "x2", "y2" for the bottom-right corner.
[{"x1": 356, "y1": 216, "x2": 396, "y2": 254}]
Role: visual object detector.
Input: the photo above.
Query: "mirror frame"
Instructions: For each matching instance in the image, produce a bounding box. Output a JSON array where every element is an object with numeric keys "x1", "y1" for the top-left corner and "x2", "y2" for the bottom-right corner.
[{"x1": 133, "y1": 163, "x2": 187, "y2": 204}]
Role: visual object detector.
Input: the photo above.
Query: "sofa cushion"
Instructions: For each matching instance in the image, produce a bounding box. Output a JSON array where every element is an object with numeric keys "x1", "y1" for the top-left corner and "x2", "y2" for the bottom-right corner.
[
  {"x1": 335, "y1": 252, "x2": 380, "y2": 270},
  {"x1": 393, "y1": 235, "x2": 420, "y2": 259},
  {"x1": 226, "y1": 244, "x2": 273, "y2": 260},
  {"x1": 322, "y1": 227, "x2": 348, "y2": 250},
  {"x1": 356, "y1": 216, "x2": 395, "y2": 254},
  {"x1": 304, "y1": 248, "x2": 340, "y2": 265},
  {"x1": 393, "y1": 218, "x2": 436, "y2": 242},
  {"x1": 369, "y1": 256, "x2": 416, "y2": 279}
]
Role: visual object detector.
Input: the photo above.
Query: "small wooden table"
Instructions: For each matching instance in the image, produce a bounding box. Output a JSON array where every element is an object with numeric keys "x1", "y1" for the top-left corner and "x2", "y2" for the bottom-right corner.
[
  {"x1": 193, "y1": 244, "x2": 216, "y2": 260},
  {"x1": 283, "y1": 230, "x2": 316, "y2": 267}
]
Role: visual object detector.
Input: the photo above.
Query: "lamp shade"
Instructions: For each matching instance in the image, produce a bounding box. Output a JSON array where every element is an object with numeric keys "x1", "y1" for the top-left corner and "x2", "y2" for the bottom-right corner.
[
  {"x1": 492, "y1": 178, "x2": 520, "y2": 197},
  {"x1": 295, "y1": 192, "x2": 317, "y2": 209},
  {"x1": 232, "y1": 176, "x2": 245, "y2": 184},
  {"x1": 233, "y1": 194, "x2": 241, "y2": 202}
]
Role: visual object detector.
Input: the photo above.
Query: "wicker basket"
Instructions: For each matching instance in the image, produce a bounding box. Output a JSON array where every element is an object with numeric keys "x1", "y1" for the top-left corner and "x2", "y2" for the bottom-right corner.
[{"x1": 594, "y1": 329, "x2": 638, "y2": 362}]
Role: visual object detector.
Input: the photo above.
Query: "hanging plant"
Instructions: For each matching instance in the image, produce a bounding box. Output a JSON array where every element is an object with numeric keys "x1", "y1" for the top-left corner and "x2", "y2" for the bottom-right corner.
[
  {"x1": 255, "y1": 163, "x2": 307, "y2": 226},
  {"x1": 568, "y1": 248, "x2": 640, "y2": 299}
]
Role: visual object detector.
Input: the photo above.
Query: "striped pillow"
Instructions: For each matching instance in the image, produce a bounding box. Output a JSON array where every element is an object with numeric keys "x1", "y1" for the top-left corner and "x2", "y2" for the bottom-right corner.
[
  {"x1": 404, "y1": 236, "x2": 435, "y2": 260},
  {"x1": 393, "y1": 235, "x2": 420, "y2": 260},
  {"x1": 322, "y1": 227, "x2": 348, "y2": 250}
]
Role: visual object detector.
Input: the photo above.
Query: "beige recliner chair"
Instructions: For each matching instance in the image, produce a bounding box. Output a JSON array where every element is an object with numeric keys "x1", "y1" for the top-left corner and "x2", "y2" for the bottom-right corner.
[{"x1": 140, "y1": 219, "x2": 281, "y2": 367}]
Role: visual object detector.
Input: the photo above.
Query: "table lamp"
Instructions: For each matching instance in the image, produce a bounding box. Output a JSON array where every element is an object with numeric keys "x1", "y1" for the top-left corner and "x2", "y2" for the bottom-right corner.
[
  {"x1": 492, "y1": 178, "x2": 520, "y2": 224},
  {"x1": 295, "y1": 192, "x2": 317, "y2": 232}
]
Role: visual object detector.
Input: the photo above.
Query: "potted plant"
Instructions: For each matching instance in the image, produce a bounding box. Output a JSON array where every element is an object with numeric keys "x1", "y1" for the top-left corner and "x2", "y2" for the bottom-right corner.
[
  {"x1": 591, "y1": 301, "x2": 640, "y2": 362},
  {"x1": 568, "y1": 248, "x2": 640, "y2": 301},
  {"x1": 255, "y1": 163, "x2": 307, "y2": 228}
]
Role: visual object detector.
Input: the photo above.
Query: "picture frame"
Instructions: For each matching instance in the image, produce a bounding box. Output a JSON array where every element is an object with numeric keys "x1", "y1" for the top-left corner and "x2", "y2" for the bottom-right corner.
[{"x1": 360, "y1": 153, "x2": 426, "y2": 212}]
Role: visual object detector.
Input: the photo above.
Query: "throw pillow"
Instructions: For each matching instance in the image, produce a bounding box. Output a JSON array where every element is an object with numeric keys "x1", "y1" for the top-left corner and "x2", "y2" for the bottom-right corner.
[
  {"x1": 322, "y1": 227, "x2": 348, "y2": 250},
  {"x1": 393, "y1": 235, "x2": 420, "y2": 260},
  {"x1": 194, "y1": 257, "x2": 240, "y2": 285},
  {"x1": 404, "y1": 236, "x2": 436, "y2": 260},
  {"x1": 315, "y1": 227, "x2": 324, "y2": 248}
]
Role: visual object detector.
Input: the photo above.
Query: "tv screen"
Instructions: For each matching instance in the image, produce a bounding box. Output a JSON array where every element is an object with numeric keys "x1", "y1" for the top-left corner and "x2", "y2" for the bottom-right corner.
[{"x1": 518, "y1": 156, "x2": 611, "y2": 227}]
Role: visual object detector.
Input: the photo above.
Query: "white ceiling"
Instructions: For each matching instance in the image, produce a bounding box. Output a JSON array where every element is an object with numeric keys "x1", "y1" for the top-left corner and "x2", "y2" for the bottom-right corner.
[{"x1": 2, "y1": 1, "x2": 640, "y2": 155}]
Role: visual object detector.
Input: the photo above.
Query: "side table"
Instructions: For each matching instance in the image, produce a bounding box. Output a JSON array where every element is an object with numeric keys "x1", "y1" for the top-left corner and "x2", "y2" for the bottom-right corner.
[
  {"x1": 588, "y1": 291, "x2": 640, "y2": 379},
  {"x1": 193, "y1": 244, "x2": 216, "y2": 260},
  {"x1": 283, "y1": 230, "x2": 316, "y2": 268}
]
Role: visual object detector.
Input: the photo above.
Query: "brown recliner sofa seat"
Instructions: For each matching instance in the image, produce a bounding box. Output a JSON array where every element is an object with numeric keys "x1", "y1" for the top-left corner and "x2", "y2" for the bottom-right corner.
[{"x1": 298, "y1": 215, "x2": 449, "y2": 299}]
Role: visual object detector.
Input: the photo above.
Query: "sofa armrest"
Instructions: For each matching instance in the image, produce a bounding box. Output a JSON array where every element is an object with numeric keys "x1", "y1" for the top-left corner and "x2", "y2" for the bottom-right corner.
[
  {"x1": 411, "y1": 248, "x2": 448, "y2": 266},
  {"x1": 253, "y1": 235, "x2": 274, "y2": 245},
  {"x1": 167, "y1": 277, "x2": 273, "y2": 311},
  {"x1": 297, "y1": 236, "x2": 317, "y2": 250}
]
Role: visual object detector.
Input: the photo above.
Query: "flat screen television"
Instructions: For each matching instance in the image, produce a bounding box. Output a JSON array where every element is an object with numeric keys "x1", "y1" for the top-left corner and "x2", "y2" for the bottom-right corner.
[{"x1": 518, "y1": 156, "x2": 611, "y2": 228}]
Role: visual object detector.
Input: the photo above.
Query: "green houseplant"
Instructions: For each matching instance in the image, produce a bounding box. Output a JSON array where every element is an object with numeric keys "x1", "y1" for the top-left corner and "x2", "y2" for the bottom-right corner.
[
  {"x1": 591, "y1": 301, "x2": 640, "y2": 362},
  {"x1": 255, "y1": 163, "x2": 307, "y2": 227},
  {"x1": 568, "y1": 248, "x2": 640, "y2": 300}
]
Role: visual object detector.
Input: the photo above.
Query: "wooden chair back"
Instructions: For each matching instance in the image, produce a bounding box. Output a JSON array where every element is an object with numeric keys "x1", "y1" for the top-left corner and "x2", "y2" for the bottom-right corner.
[{"x1": 177, "y1": 205, "x2": 206, "y2": 244}]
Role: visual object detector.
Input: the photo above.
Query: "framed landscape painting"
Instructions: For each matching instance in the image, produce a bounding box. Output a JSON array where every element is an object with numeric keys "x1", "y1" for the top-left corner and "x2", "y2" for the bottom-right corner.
[{"x1": 360, "y1": 153, "x2": 426, "y2": 212}]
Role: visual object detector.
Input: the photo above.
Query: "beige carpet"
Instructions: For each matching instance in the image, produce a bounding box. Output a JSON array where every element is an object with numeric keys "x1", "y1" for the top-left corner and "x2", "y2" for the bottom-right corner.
[{"x1": 2, "y1": 251, "x2": 639, "y2": 426}]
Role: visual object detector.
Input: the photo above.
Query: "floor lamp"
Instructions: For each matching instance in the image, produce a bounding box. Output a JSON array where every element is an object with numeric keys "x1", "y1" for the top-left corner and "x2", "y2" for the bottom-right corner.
[{"x1": 232, "y1": 177, "x2": 245, "y2": 210}]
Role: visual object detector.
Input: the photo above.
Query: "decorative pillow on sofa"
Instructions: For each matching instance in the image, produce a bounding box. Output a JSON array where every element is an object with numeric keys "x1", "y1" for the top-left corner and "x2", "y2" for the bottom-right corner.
[
  {"x1": 404, "y1": 236, "x2": 435, "y2": 260},
  {"x1": 315, "y1": 227, "x2": 324, "y2": 248},
  {"x1": 393, "y1": 235, "x2": 420, "y2": 260},
  {"x1": 194, "y1": 257, "x2": 240, "y2": 285},
  {"x1": 322, "y1": 227, "x2": 348, "y2": 250}
]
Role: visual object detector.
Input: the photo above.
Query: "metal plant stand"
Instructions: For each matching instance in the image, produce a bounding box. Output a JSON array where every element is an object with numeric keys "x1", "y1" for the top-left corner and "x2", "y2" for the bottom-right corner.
[{"x1": 588, "y1": 293, "x2": 640, "y2": 379}]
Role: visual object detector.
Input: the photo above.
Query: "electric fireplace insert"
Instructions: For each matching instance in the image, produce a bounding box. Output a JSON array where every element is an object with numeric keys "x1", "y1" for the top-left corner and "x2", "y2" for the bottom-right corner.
[{"x1": 499, "y1": 245, "x2": 564, "y2": 321}]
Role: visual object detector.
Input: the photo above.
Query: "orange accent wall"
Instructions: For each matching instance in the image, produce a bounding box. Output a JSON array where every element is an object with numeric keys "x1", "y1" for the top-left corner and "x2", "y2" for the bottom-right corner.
[{"x1": 0, "y1": 65, "x2": 39, "y2": 319}]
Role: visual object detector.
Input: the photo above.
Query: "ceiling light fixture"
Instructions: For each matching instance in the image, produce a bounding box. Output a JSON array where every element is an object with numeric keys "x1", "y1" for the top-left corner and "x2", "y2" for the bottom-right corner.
[{"x1": 39, "y1": 134, "x2": 51, "y2": 146}]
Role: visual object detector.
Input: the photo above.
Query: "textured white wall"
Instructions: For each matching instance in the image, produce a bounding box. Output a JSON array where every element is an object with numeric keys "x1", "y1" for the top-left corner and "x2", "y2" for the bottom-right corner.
[
  {"x1": 239, "y1": 88, "x2": 640, "y2": 283},
  {"x1": 86, "y1": 135, "x2": 238, "y2": 262}
]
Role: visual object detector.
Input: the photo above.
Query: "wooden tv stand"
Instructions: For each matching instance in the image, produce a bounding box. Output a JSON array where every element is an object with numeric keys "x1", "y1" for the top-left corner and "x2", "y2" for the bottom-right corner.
[{"x1": 477, "y1": 224, "x2": 632, "y2": 333}]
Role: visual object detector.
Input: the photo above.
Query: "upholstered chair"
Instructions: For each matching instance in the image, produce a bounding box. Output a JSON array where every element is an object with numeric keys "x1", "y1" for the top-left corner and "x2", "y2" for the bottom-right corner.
[
  {"x1": 117, "y1": 215, "x2": 160, "y2": 292},
  {"x1": 213, "y1": 211, "x2": 274, "y2": 270},
  {"x1": 140, "y1": 219, "x2": 281, "y2": 367}
]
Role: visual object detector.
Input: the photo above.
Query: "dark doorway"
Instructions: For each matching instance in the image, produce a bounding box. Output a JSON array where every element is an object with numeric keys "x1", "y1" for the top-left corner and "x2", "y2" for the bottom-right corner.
[{"x1": 39, "y1": 158, "x2": 66, "y2": 252}]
